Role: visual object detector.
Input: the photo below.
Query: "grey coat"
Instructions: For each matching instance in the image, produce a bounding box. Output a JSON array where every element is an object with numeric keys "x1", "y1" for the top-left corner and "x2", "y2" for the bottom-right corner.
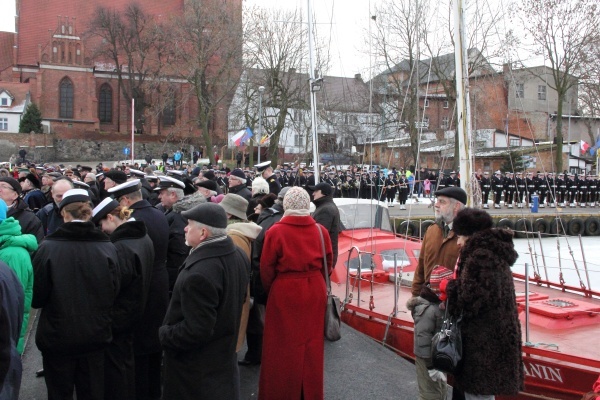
[{"x1": 407, "y1": 296, "x2": 444, "y2": 364}]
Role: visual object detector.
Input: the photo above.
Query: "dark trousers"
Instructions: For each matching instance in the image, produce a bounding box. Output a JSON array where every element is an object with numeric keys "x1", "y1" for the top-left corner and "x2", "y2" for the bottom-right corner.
[
  {"x1": 105, "y1": 333, "x2": 135, "y2": 400},
  {"x1": 134, "y1": 352, "x2": 162, "y2": 400},
  {"x1": 243, "y1": 304, "x2": 265, "y2": 362},
  {"x1": 43, "y1": 350, "x2": 104, "y2": 400}
]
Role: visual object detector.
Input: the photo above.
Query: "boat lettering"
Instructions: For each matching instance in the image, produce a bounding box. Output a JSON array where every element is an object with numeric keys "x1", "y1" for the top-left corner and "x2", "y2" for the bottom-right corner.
[{"x1": 523, "y1": 362, "x2": 563, "y2": 383}]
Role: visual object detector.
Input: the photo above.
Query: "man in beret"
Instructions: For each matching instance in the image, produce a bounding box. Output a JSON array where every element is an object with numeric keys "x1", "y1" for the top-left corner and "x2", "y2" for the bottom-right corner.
[
  {"x1": 407, "y1": 186, "x2": 466, "y2": 399},
  {"x1": 159, "y1": 203, "x2": 249, "y2": 400}
]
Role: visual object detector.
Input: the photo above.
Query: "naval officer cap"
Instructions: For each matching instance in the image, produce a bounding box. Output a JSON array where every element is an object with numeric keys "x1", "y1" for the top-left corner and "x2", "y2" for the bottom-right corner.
[
  {"x1": 59, "y1": 188, "x2": 90, "y2": 211},
  {"x1": 154, "y1": 176, "x2": 186, "y2": 191},
  {"x1": 434, "y1": 186, "x2": 467, "y2": 205},
  {"x1": 166, "y1": 169, "x2": 185, "y2": 177},
  {"x1": 129, "y1": 168, "x2": 145, "y2": 178},
  {"x1": 92, "y1": 197, "x2": 120, "y2": 224},
  {"x1": 72, "y1": 180, "x2": 90, "y2": 189},
  {"x1": 108, "y1": 179, "x2": 142, "y2": 198},
  {"x1": 255, "y1": 161, "x2": 272, "y2": 173},
  {"x1": 144, "y1": 174, "x2": 159, "y2": 182}
]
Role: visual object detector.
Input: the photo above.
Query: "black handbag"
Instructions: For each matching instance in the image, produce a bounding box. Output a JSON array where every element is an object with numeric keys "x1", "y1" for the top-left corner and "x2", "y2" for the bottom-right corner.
[
  {"x1": 317, "y1": 225, "x2": 342, "y2": 342},
  {"x1": 431, "y1": 304, "x2": 462, "y2": 373}
]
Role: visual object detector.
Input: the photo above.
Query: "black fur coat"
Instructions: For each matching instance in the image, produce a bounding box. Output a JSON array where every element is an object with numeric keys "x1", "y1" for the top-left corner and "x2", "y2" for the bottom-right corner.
[{"x1": 446, "y1": 228, "x2": 524, "y2": 395}]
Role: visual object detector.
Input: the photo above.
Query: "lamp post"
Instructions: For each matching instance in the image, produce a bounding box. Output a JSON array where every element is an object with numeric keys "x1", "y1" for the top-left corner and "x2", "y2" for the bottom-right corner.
[{"x1": 258, "y1": 86, "x2": 265, "y2": 164}]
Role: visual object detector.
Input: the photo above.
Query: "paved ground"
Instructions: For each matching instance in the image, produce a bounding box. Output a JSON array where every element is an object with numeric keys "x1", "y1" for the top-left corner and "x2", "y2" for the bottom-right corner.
[{"x1": 20, "y1": 310, "x2": 424, "y2": 399}]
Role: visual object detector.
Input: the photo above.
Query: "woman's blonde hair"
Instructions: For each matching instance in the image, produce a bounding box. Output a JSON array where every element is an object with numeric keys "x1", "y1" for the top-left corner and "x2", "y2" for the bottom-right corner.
[
  {"x1": 61, "y1": 202, "x2": 92, "y2": 221},
  {"x1": 107, "y1": 205, "x2": 133, "y2": 221}
]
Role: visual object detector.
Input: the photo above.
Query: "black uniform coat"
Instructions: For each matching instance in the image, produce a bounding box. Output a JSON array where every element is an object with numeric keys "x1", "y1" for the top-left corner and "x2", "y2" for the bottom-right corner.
[
  {"x1": 32, "y1": 222, "x2": 119, "y2": 355},
  {"x1": 109, "y1": 221, "x2": 155, "y2": 335},
  {"x1": 7, "y1": 198, "x2": 44, "y2": 243},
  {"x1": 311, "y1": 194, "x2": 341, "y2": 266},
  {"x1": 159, "y1": 236, "x2": 249, "y2": 400},
  {"x1": 127, "y1": 199, "x2": 170, "y2": 355},
  {"x1": 445, "y1": 228, "x2": 524, "y2": 396},
  {"x1": 35, "y1": 202, "x2": 64, "y2": 237}
]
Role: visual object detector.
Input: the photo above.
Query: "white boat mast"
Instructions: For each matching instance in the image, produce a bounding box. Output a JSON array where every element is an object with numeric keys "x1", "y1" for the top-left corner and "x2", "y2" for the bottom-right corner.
[
  {"x1": 453, "y1": 0, "x2": 473, "y2": 205},
  {"x1": 307, "y1": 0, "x2": 320, "y2": 183}
]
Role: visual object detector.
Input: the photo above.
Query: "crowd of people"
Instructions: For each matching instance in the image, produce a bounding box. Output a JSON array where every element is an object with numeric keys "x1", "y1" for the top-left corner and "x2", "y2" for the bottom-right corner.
[{"x1": 0, "y1": 157, "x2": 343, "y2": 400}]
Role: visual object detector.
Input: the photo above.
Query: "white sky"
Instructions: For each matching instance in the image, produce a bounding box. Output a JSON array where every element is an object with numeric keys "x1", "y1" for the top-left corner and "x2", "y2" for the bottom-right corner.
[{"x1": 0, "y1": 0, "x2": 16, "y2": 33}]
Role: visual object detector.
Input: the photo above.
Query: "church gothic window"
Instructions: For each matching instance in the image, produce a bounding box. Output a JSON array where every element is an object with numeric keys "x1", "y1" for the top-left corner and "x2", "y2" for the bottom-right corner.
[
  {"x1": 59, "y1": 78, "x2": 74, "y2": 119},
  {"x1": 98, "y1": 84, "x2": 112, "y2": 123}
]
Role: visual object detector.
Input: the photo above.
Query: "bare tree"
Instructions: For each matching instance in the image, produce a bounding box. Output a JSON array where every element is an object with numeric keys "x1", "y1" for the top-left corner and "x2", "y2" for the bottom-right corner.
[
  {"x1": 89, "y1": 3, "x2": 168, "y2": 133},
  {"x1": 514, "y1": 0, "x2": 600, "y2": 171},
  {"x1": 579, "y1": 47, "x2": 600, "y2": 143},
  {"x1": 165, "y1": 0, "x2": 243, "y2": 166},
  {"x1": 243, "y1": 6, "x2": 311, "y2": 166}
]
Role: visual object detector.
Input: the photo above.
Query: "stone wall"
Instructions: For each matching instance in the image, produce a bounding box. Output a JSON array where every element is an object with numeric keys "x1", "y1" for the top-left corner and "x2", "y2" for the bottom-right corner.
[{"x1": 0, "y1": 132, "x2": 198, "y2": 163}]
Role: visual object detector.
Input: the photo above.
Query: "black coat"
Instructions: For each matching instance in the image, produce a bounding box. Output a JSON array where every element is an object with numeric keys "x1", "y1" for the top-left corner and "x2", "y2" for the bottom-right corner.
[
  {"x1": 35, "y1": 202, "x2": 64, "y2": 237},
  {"x1": 252, "y1": 204, "x2": 284, "y2": 304},
  {"x1": 311, "y1": 195, "x2": 341, "y2": 266},
  {"x1": 32, "y1": 222, "x2": 119, "y2": 355},
  {"x1": 128, "y1": 200, "x2": 170, "y2": 355},
  {"x1": 159, "y1": 237, "x2": 249, "y2": 400},
  {"x1": 7, "y1": 198, "x2": 44, "y2": 243},
  {"x1": 229, "y1": 183, "x2": 252, "y2": 202},
  {"x1": 109, "y1": 221, "x2": 155, "y2": 335},
  {"x1": 0, "y1": 261, "x2": 24, "y2": 398},
  {"x1": 446, "y1": 228, "x2": 524, "y2": 395}
]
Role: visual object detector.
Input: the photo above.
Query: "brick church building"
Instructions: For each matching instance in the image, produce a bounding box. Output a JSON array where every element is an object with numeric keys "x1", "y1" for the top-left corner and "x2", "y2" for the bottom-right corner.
[{"x1": 0, "y1": 0, "x2": 241, "y2": 145}]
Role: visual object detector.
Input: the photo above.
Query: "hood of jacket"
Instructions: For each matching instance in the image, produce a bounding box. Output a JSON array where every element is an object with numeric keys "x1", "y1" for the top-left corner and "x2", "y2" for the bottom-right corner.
[
  {"x1": 0, "y1": 217, "x2": 38, "y2": 253},
  {"x1": 171, "y1": 191, "x2": 206, "y2": 213},
  {"x1": 226, "y1": 221, "x2": 262, "y2": 240},
  {"x1": 460, "y1": 228, "x2": 518, "y2": 269}
]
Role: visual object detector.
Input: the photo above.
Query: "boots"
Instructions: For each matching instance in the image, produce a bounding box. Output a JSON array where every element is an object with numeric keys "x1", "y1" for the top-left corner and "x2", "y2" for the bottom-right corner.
[{"x1": 238, "y1": 333, "x2": 263, "y2": 366}]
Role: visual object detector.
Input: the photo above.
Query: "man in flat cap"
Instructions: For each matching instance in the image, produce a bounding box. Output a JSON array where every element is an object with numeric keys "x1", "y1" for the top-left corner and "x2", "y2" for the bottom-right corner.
[
  {"x1": 407, "y1": 186, "x2": 466, "y2": 399},
  {"x1": 255, "y1": 161, "x2": 281, "y2": 196},
  {"x1": 108, "y1": 179, "x2": 170, "y2": 400},
  {"x1": 159, "y1": 203, "x2": 249, "y2": 400}
]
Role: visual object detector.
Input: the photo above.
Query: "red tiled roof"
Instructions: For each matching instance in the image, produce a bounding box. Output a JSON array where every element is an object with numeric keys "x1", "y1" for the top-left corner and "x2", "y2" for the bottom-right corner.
[
  {"x1": 0, "y1": 32, "x2": 15, "y2": 74},
  {"x1": 0, "y1": 81, "x2": 31, "y2": 110},
  {"x1": 17, "y1": 0, "x2": 185, "y2": 66}
]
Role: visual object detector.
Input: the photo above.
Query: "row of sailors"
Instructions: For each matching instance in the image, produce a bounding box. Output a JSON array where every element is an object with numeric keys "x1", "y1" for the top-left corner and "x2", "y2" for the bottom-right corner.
[{"x1": 477, "y1": 170, "x2": 600, "y2": 209}]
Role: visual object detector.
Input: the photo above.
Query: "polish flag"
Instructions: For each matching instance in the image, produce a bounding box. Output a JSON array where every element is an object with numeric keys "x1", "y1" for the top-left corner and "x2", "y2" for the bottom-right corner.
[{"x1": 580, "y1": 140, "x2": 591, "y2": 154}]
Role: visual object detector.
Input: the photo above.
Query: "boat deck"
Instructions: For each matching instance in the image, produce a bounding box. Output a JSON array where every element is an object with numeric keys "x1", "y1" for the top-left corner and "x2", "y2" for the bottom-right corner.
[{"x1": 20, "y1": 309, "x2": 426, "y2": 399}]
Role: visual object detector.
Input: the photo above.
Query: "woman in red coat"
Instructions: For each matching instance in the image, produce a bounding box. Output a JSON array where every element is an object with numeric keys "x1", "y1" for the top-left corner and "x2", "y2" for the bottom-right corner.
[{"x1": 259, "y1": 186, "x2": 333, "y2": 400}]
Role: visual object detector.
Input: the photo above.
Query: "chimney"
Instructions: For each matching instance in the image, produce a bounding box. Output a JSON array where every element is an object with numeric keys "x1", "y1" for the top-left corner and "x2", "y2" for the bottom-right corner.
[{"x1": 354, "y1": 73, "x2": 362, "y2": 81}]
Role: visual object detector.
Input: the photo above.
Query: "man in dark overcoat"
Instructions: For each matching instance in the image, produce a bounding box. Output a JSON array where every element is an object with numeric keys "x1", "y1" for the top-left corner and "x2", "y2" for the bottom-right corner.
[
  {"x1": 110, "y1": 181, "x2": 169, "y2": 400},
  {"x1": 159, "y1": 202, "x2": 249, "y2": 400}
]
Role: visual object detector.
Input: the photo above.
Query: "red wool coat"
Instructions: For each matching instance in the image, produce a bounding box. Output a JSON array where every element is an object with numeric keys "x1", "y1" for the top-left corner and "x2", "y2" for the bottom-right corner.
[{"x1": 259, "y1": 215, "x2": 333, "y2": 400}]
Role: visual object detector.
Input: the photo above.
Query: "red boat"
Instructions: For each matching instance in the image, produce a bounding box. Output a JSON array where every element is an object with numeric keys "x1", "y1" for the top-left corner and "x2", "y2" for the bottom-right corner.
[{"x1": 331, "y1": 198, "x2": 600, "y2": 399}]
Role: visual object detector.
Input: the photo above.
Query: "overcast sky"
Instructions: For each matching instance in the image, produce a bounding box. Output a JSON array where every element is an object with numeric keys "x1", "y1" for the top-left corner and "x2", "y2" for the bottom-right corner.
[{"x1": 0, "y1": 0, "x2": 16, "y2": 33}]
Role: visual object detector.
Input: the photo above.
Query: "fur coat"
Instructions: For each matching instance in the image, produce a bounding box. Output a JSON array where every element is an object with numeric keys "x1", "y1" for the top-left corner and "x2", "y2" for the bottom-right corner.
[{"x1": 445, "y1": 228, "x2": 524, "y2": 395}]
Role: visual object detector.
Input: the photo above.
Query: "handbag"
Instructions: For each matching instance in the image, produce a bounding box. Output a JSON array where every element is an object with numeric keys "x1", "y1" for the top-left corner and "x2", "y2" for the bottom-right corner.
[
  {"x1": 431, "y1": 308, "x2": 462, "y2": 373},
  {"x1": 431, "y1": 258, "x2": 462, "y2": 373},
  {"x1": 317, "y1": 224, "x2": 342, "y2": 342}
]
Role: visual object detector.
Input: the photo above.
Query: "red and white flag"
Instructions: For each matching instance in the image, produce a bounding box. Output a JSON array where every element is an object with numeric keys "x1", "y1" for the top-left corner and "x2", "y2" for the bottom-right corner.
[{"x1": 581, "y1": 140, "x2": 591, "y2": 154}]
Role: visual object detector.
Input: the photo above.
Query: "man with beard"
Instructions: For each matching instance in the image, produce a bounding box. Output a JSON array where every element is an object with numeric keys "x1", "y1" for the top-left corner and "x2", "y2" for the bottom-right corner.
[{"x1": 408, "y1": 186, "x2": 466, "y2": 399}]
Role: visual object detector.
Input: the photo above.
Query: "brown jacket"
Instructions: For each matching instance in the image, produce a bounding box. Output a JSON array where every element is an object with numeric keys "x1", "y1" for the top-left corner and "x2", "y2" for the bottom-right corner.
[{"x1": 411, "y1": 223, "x2": 460, "y2": 297}]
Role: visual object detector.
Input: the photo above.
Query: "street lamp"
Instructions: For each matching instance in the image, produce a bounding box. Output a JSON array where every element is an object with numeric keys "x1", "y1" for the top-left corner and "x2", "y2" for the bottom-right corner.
[{"x1": 258, "y1": 86, "x2": 265, "y2": 164}]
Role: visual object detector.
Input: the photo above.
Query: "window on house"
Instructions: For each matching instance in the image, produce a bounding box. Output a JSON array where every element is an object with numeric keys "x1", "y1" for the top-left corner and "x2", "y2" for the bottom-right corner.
[
  {"x1": 538, "y1": 85, "x2": 546, "y2": 101},
  {"x1": 424, "y1": 99, "x2": 429, "y2": 108},
  {"x1": 1, "y1": 98, "x2": 7, "y2": 106},
  {"x1": 98, "y1": 84, "x2": 112, "y2": 123},
  {"x1": 59, "y1": 77, "x2": 74, "y2": 119},
  {"x1": 294, "y1": 133, "x2": 304, "y2": 146},
  {"x1": 509, "y1": 138, "x2": 519, "y2": 147},
  {"x1": 443, "y1": 100, "x2": 449, "y2": 108},
  {"x1": 516, "y1": 83, "x2": 524, "y2": 98},
  {"x1": 0, "y1": 118, "x2": 7, "y2": 131},
  {"x1": 162, "y1": 96, "x2": 176, "y2": 126},
  {"x1": 441, "y1": 116, "x2": 449, "y2": 129}
]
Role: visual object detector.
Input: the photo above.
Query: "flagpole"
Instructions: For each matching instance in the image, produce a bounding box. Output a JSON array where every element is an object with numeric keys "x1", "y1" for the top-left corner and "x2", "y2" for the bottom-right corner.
[
  {"x1": 131, "y1": 98, "x2": 135, "y2": 163},
  {"x1": 258, "y1": 86, "x2": 265, "y2": 164}
]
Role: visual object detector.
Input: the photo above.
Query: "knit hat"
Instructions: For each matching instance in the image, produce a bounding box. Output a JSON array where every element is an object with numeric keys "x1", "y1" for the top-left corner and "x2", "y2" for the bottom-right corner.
[
  {"x1": 428, "y1": 266, "x2": 453, "y2": 295},
  {"x1": 283, "y1": 187, "x2": 310, "y2": 211},
  {"x1": 230, "y1": 168, "x2": 246, "y2": 184},
  {"x1": 182, "y1": 202, "x2": 228, "y2": 228},
  {"x1": 251, "y1": 177, "x2": 269, "y2": 196},
  {"x1": 219, "y1": 193, "x2": 249, "y2": 220},
  {"x1": 453, "y1": 208, "x2": 493, "y2": 236},
  {"x1": 278, "y1": 186, "x2": 290, "y2": 200},
  {"x1": 0, "y1": 199, "x2": 6, "y2": 223},
  {"x1": 0, "y1": 177, "x2": 22, "y2": 195}
]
